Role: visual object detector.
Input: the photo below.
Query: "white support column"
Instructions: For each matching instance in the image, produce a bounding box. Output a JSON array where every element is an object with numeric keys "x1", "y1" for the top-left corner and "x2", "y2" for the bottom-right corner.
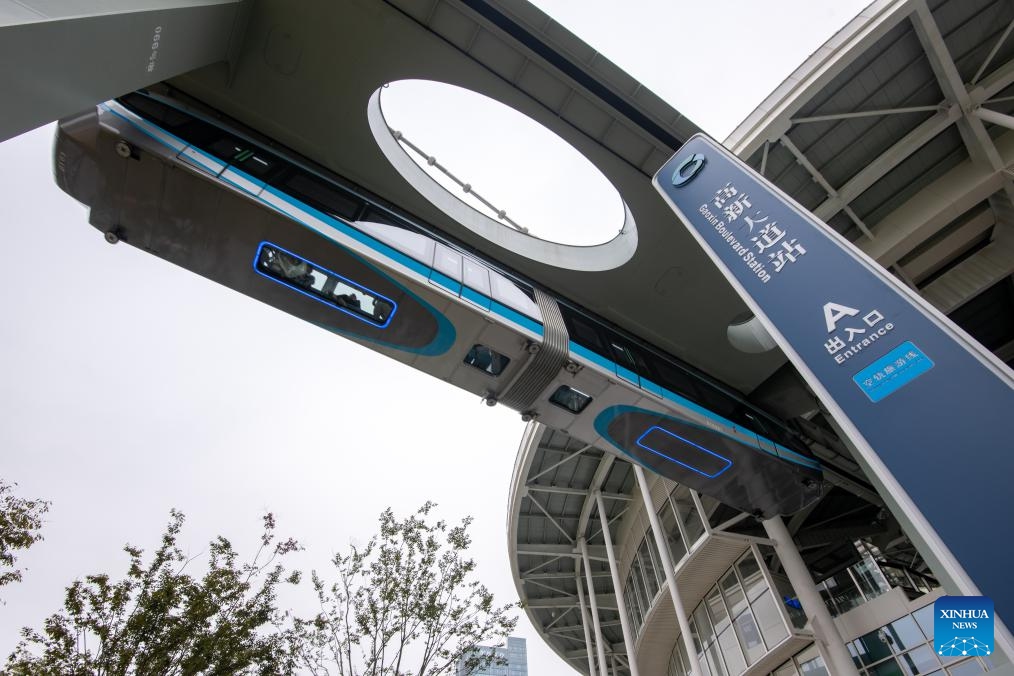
[
  {"x1": 580, "y1": 538, "x2": 610, "y2": 676},
  {"x1": 0, "y1": 0, "x2": 248, "y2": 142},
  {"x1": 595, "y1": 491, "x2": 640, "y2": 676},
  {"x1": 575, "y1": 569, "x2": 599, "y2": 676},
  {"x1": 763, "y1": 516, "x2": 860, "y2": 676},
  {"x1": 633, "y1": 466, "x2": 703, "y2": 676}
]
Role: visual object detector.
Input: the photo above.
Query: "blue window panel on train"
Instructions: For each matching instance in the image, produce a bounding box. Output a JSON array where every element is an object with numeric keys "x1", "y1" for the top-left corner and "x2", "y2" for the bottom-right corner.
[
  {"x1": 570, "y1": 341, "x2": 615, "y2": 373},
  {"x1": 461, "y1": 286, "x2": 492, "y2": 311},
  {"x1": 461, "y1": 258, "x2": 492, "y2": 311},
  {"x1": 615, "y1": 363, "x2": 639, "y2": 386},
  {"x1": 639, "y1": 377, "x2": 664, "y2": 398},
  {"x1": 221, "y1": 165, "x2": 266, "y2": 196},
  {"x1": 491, "y1": 301, "x2": 543, "y2": 337},
  {"x1": 178, "y1": 146, "x2": 225, "y2": 176},
  {"x1": 636, "y1": 426, "x2": 733, "y2": 479},
  {"x1": 429, "y1": 270, "x2": 462, "y2": 295}
]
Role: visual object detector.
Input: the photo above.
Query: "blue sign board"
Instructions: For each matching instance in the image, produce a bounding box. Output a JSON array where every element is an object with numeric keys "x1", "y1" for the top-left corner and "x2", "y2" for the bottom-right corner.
[
  {"x1": 934, "y1": 596, "x2": 994, "y2": 658},
  {"x1": 653, "y1": 134, "x2": 1014, "y2": 627}
]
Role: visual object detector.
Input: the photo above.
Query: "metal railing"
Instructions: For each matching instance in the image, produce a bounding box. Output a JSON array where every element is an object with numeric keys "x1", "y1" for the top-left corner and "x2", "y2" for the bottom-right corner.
[{"x1": 390, "y1": 127, "x2": 530, "y2": 235}]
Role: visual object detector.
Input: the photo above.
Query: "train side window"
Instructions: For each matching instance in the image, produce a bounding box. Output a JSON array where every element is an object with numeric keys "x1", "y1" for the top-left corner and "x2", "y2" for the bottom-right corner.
[
  {"x1": 651, "y1": 358, "x2": 701, "y2": 401},
  {"x1": 563, "y1": 310, "x2": 608, "y2": 356},
  {"x1": 610, "y1": 341, "x2": 637, "y2": 371},
  {"x1": 285, "y1": 173, "x2": 362, "y2": 220},
  {"x1": 118, "y1": 93, "x2": 190, "y2": 129},
  {"x1": 207, "y1": 138, "x2": 279, "y2": 179},
  {"x1": 549, "y1": 386, "x2": 592, "y2": 414},
  {"x1": 255, "y1": 243, "x2": 396, "y2": 327},
  {"x1": 463, "y1": 345, "x2": 510, "y2": 376}
]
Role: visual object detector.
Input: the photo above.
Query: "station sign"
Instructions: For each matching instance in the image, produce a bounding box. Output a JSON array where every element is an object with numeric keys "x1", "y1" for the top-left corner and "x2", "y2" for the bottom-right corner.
[{"x1": 653, "y1": 134, "x2": 1014, "y2": 628}]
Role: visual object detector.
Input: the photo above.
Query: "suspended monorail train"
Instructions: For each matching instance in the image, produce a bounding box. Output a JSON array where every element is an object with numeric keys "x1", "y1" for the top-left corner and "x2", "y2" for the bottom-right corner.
[{"x1": 54, "y1": 88, "x2": 823, "y2": 516}]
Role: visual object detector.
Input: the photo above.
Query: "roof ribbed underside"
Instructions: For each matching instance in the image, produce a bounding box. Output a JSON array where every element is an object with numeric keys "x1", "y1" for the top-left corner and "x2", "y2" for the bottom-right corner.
[{"x1": 736, "y1": 0, "x2": 1014, "y2": 358}]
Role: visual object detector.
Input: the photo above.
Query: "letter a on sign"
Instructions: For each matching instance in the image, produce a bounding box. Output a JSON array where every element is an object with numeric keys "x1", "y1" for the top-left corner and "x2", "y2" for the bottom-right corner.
[{"x1": 823, "y1": 302, "x2": 859, "y2": 332}]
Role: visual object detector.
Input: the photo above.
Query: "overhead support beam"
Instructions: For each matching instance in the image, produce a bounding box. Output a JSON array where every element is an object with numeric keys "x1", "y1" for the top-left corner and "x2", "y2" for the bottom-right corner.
[
  {"x1": 523, "y1": 570, "x2": 611, "y2": 581},
  {"x1": 974, "y1": 56, "x2": 1014, "y2": 102},
  {"x1": 794, "y1": 523, "x2": 888, "y2": 549},
  {"x1": 527, "y1": 485, "x2": 632, "y2": 501},
  {"x1": 791, "y1": 105, "x2": 942, "y2": 124},
  {"x1": 812, "y1": 106, "x2": 961, "y2": 222},
  {"x1": 528, "y1": 595, "x2": 616, "y2": 610},
  {"x1": 902, "y1": 209, "x2": 995, "y2": 283},
  {"x1": 527, "y1": 444, "x2": 592, "y2": 483},
  {"x1": 920, "y1": 238, "x2": 1014, "y2": 313},
  {"x1": 779, "y1": 135, "x2": 874, "y2": 239},
  {"x1": 577, "y1": 455, "x2": 615, "y2": 541},
  {"x1": 525, "y1": 578, "x2": 576, "y2": 598},
  {"x1": 858, "y1": 130, "x2": 1014, "y2": 266},
  {"x1": 971, "y1": 17, "x2": 1014, "y2": 86},
  {"x1": 587, "y1": 506, "x2": 629, "y2": 545},
  {"x1": 911, "y1": 1, "x2": 1007, "y2": 173},
  {"x1": 0, "y1": 0, "x2": 249, "y2": 142},
  {"x1": 526, "y1": 493, "x2": 576, "y2": 543},
  {"x1": 517, "y1": 543, "x2": 608, "y2": 559},
  {"x1": 975, "y1": 107, "x2": 1014, "y2": 131}
]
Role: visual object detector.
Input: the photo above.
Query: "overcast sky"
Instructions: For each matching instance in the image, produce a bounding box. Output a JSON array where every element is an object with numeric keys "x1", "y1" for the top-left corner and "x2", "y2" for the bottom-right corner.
[{"x1": 0, "y1": 1, "x2": 868, "y2": 673}]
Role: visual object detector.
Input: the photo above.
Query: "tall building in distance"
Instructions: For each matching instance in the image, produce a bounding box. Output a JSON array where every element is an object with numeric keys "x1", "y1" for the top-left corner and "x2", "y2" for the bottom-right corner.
[{"x1": 456, "y1": 636, "x2": 528, "y2": 676}]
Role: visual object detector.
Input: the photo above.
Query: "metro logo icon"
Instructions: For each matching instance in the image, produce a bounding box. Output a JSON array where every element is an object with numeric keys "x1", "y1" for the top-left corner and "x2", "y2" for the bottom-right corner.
[{"x1": 934, "y1": 596, "x2": 993, "y2": 657}]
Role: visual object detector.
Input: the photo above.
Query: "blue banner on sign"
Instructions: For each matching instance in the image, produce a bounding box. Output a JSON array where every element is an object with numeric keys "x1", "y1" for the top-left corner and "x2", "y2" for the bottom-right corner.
[
  {"x1": 653, "y1": 134, "x2": 1014, "y2": 623},
  {"x1": 853, "y1": 341, "x2": 934, "y2": 403}
]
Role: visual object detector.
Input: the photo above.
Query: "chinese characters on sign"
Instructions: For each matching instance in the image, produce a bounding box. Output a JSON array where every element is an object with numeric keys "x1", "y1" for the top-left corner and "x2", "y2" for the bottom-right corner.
[
  {"x1": 699, "y1": 181, "x2": 808, "y2": 284},
  {"x1": 852, "y1": 342, "x2": 935, "y2": 403},
  {"x1": 821, "y1": 301, "x2": 894, "y2": 365}
]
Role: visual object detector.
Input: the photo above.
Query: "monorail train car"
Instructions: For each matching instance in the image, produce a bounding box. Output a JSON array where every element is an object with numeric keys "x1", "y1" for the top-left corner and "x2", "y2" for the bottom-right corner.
[{"x1": 54, "y1": 88, "x2": 823, "y2": 517}]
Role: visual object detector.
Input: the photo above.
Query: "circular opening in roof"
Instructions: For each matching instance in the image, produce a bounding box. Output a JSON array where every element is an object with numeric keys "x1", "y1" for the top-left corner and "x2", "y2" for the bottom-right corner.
[{"x1": 369, "y1": 80, "x2": 634, "y2": 263}]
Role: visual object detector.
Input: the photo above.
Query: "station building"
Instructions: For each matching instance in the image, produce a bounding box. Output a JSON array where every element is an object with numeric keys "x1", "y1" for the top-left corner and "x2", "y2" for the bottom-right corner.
[{"x1": 508, "y1": 0, "x2": 1014, "y2": 674}]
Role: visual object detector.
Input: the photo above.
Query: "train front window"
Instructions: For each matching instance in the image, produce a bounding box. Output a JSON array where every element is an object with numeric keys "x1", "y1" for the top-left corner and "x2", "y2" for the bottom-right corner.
[
  {"x1": 255, "y1": 243, "x2": 396, "y2": 327},
  {"x1": 550, "y1": 386, "x2": 592, "y2": 414},
  {"x1": 463, "y1": 345, "x2": 510, "y2": 376}
]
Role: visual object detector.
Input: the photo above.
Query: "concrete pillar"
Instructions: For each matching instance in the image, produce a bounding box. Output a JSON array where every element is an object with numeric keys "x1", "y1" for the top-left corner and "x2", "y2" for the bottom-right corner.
[
  {"x1": 0, "y1": 0, "x2": 248, "y2": 142},
  {"x1": 575, "y1": 570, "x2": 599, "y2": 676},
  {"x1": 579, "y1": 538, "x2": 609, "y2": 676},
  {"x1": 633, "y1": 466, "x2": 704, "y2": 675},
  {"x1": 595, "y1": 491, "x2": 640, "y2": 676},
  {"x1": 763, "y1": 516, "x2": 860, "y2": 675}
]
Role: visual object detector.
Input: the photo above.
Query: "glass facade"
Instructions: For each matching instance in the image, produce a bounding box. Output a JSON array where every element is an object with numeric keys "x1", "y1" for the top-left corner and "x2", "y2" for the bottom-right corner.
[
  {"x1": 845, "y1": 609, "x2": 996, "y2": 676},
  {"x1": 625, "y1": 486, "x2": 709, "y2": 636},
  {"x1": 456, "y1": 637, "x2": 527, "y2": 676},
  {"x1": 666, "y1": 550, "x2": 792, "y2": 676},
  {"x1": 767, "y1": 605, "x2": 999, "y2": 676},
  {"x1": 618, "y1": 483, "x2": 957, "y2": 676}
]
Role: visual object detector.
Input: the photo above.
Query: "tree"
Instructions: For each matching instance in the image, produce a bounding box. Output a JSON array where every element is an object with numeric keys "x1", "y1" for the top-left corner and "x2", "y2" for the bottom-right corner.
[
  {"x1": 4, "y1": 510, "x2": 302, "y2": 675},
  {"x1": 0, "y1": 479, "x2": 49, "y2": 591},
  {"x1": 291, "y1": 502, "x2": 517, "y2": 676}
]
